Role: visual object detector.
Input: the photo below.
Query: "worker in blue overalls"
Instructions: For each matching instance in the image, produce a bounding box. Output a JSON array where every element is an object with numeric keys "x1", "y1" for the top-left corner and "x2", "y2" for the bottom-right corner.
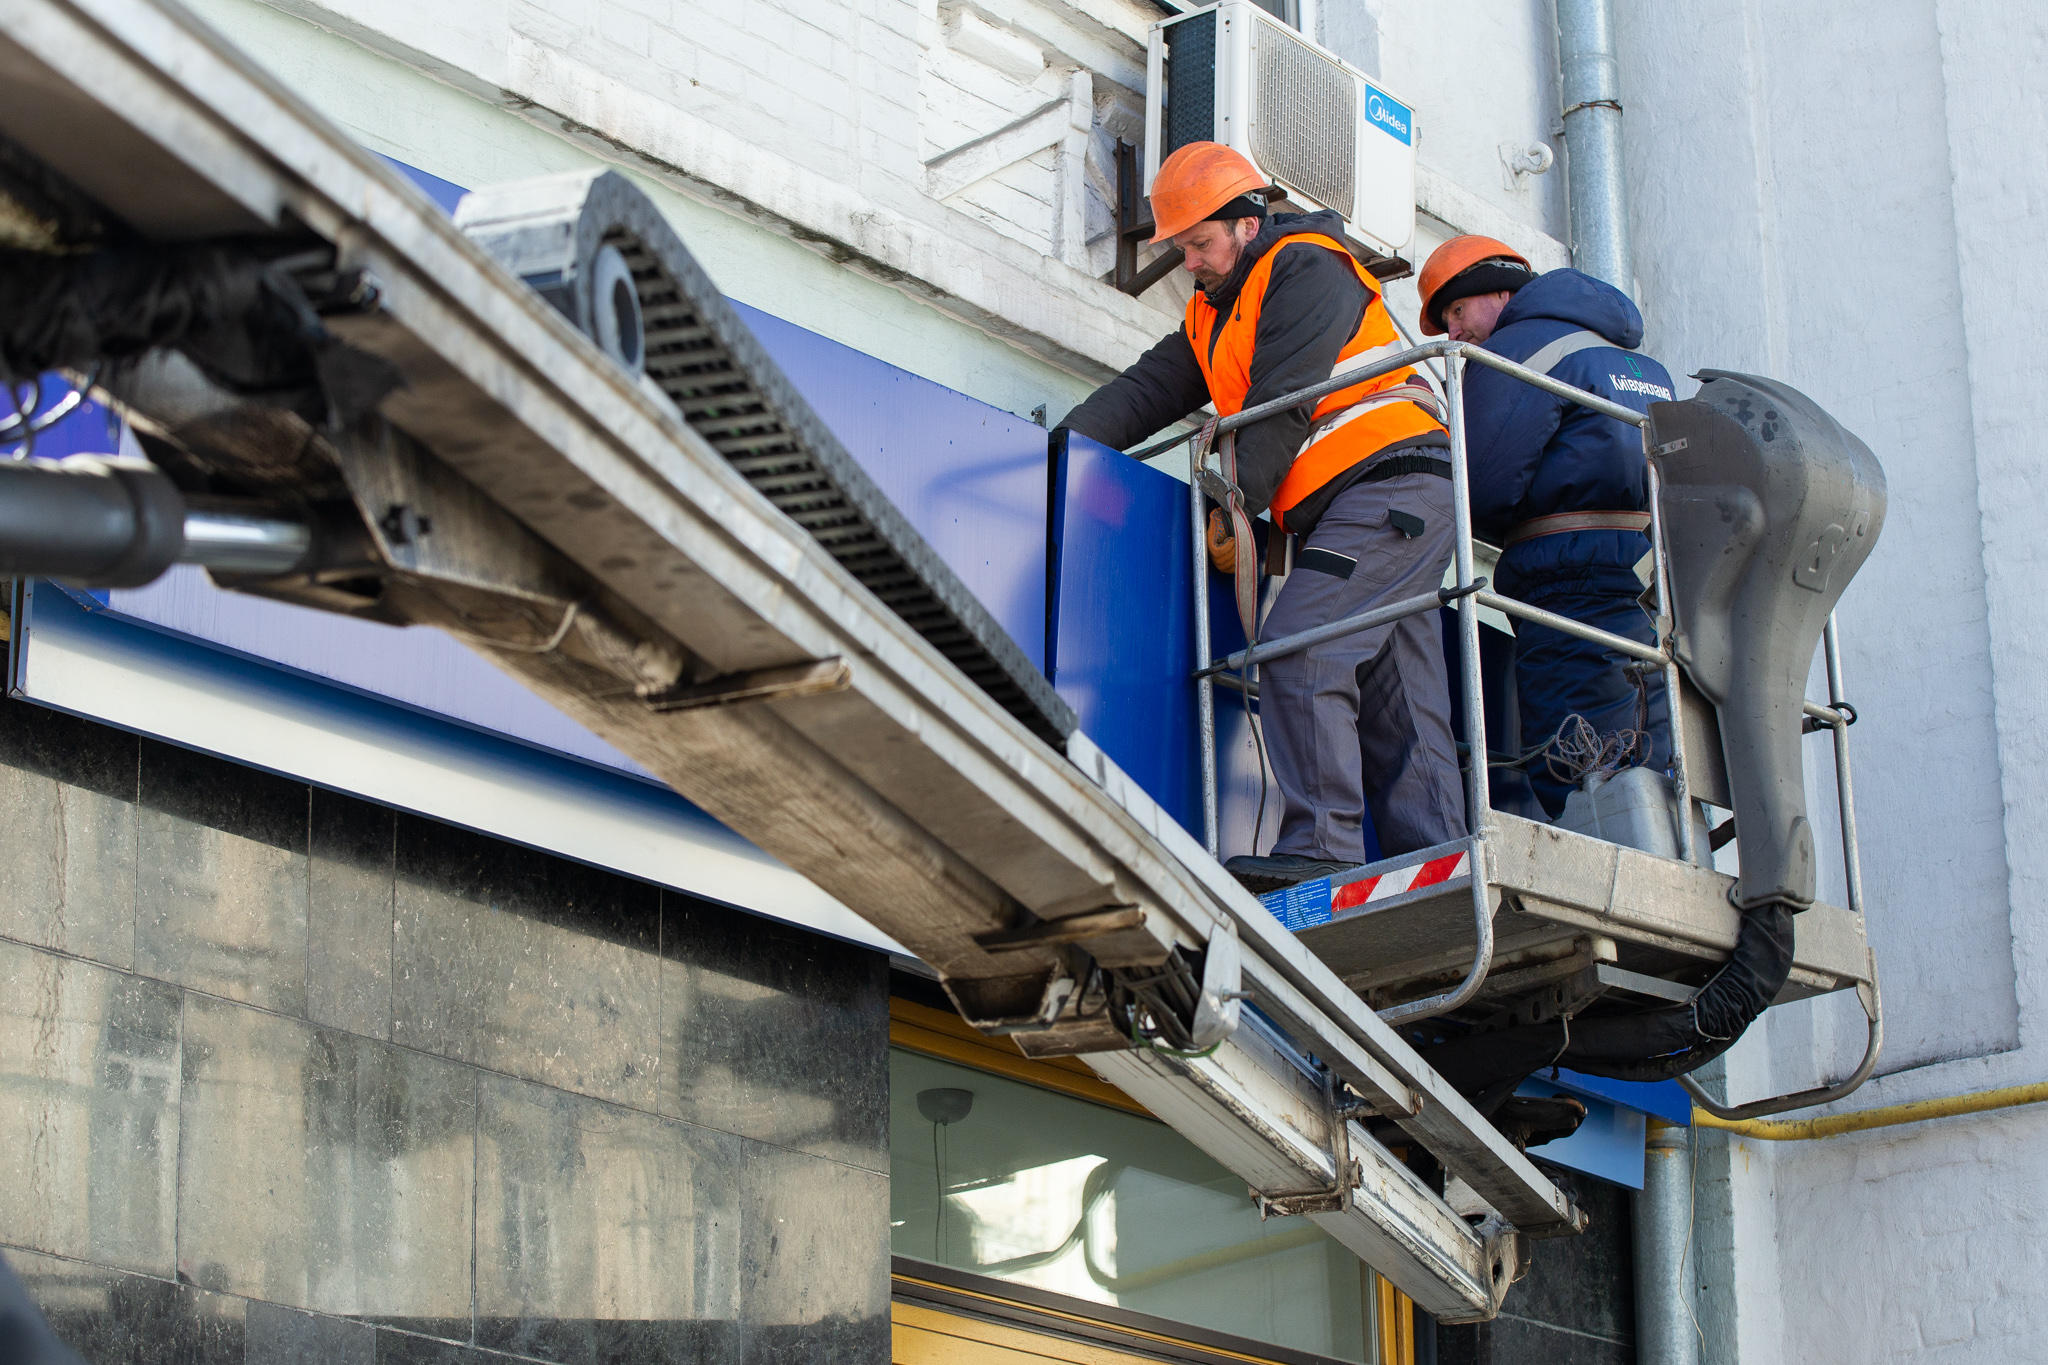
[{"x1": 1417, "y1": 236, "x2": 1677, "y2": 817}]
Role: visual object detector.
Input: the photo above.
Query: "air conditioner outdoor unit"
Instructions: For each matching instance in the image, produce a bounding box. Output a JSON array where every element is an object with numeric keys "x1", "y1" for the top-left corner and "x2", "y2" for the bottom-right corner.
[{"x1": 1144, "y1": 2, "x2": 1417, "y2": 262}]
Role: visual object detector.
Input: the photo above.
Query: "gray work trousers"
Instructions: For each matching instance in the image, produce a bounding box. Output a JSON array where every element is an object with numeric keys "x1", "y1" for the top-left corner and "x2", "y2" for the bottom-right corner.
[{"x1": 1261, "y1": 474, "x2": 1467, "y2": 862}]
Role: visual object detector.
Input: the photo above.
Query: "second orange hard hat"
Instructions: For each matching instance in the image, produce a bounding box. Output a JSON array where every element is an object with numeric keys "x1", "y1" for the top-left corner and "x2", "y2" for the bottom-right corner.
[
  {"x1": 1148, "y1": 142, "x2": 1270, "y2": 244},
  {"x1": 1418, "y1": 235, "x2": 1533, "y2": 335}
]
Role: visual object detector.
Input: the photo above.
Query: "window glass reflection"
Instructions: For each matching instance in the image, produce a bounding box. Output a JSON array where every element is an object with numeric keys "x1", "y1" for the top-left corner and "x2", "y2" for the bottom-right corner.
[{"x1": 890, "y1": 1049, "x2": 1373, "y2": 1363}]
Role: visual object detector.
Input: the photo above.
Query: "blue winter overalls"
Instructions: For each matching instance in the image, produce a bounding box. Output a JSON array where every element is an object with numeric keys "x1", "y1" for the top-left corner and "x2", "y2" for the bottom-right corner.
[{"x1": 1462, "y1": 271, "x2": 1678, "y2": 817}]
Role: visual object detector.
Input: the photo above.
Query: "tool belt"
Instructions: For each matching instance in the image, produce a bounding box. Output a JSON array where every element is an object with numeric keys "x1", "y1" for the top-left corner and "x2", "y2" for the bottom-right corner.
[
  {"x1": 1353, "y1": 452, "x2": 1453, "y2": 484},
  {"x1": 1504, "y1": 510, "x2": 1652, "y2": 546},
  {"x1": 1199, "y1": 440, "x2": 1460, "y2": 646}
]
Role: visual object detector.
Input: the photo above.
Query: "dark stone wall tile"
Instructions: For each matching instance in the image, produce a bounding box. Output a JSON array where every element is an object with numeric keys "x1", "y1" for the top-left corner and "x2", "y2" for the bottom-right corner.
[
  {"x1": 376, "y1": 1331, "x2": 479, "y2": 1365},
  {"x1": 5, "y1": 1246, "x2": 246, "y2": 1365},
  {"x1": 135, "y1": 744, "x2": 309, "y2": 1016},
  {"x1": 1442, "y1": 1313, "x2": 1633, "y2": 1365},
  {"x1": 1440, "y1": 1177, "x2": 1636, "y2": 1365},
  {"x1": 595, "y1": 1316, "x2": 741, "y2": 1364},
  {"x1": 5, "y1": 709, "x2": 888, "y2": 1365},
  {"x1": 0, "y1": 943, "x2": 180, "y2": 1276},
  {"x1": 177, "y1": 995, "x2": 476, "y2": 1321},
  {"x1": 741, "y1": 1315, "x2": 889, "y2": 1365},
  {"x1": 310, "y1": 793, "x2": 395, "y2": 1040},
  {"x1": 738, "y1": 1142, "x2": 887, "y2": 1363},
  {"x1": 1502, "y1": 1176, "x2": 1635, "y2": 1344},
  {"x1": 659, "y1": 897, "x2": 887, "y2": 1171},
  {"x1": 0, "y1": 697, "x2": 139, "y2": 801},
  {"x1": 376, "y1": 1328, "x2": 554, "y2": 1364},
  {"x1": 474, "y1": 1075, "x2": 744, "y2": 1365},
  {"x1": 392, "y1": 820, "x2": 660, "y2": 1110},
  {"x1": 246, "y1": 1298, "x2": 380, "y2": 1364},
  {"x1": 0, "y1": 757, "x2": 137, "y2": 969},
  {"x1": 393, "y1": 818, "x2": 658, "y2": 952},
  {"x1": 137, "y1": 739, "x2": 305, "y2": 854}
]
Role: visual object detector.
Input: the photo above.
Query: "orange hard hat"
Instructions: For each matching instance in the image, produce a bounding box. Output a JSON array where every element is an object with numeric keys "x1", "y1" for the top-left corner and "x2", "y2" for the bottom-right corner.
[
  {"x1": 1417, "y1": 235, "x2": 1533, "y2": 335},
  {"x1": 1148, "y1": 142, "x2": 1269, "y2": 244}
]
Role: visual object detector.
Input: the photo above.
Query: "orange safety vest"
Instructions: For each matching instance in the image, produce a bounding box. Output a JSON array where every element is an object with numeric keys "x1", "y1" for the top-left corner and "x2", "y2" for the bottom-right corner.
[{"x1": 1185, "y1": 233, "x2": 1444, "y2": 530}]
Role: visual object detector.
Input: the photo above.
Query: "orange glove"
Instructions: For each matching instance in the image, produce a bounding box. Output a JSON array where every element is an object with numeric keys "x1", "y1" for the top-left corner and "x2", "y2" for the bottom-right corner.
[{"x1": 1206, "y1": 509, "x2": 1237, "y2": 575}]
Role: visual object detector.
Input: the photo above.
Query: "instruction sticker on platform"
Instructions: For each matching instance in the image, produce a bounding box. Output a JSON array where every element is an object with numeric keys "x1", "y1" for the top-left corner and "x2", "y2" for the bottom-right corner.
[{"x1": 1261, "y1": 879, "x2": 1333, "y2": 931}]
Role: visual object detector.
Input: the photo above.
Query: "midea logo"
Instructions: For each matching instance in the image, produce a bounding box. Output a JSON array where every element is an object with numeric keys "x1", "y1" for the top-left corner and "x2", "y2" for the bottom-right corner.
[{"x1": 1366, "y1": 90, "x2": 1412, "y2": 145}]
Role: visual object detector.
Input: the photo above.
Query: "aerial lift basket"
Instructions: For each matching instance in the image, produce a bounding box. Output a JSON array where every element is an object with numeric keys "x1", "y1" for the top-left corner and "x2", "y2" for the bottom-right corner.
[{"x1": 1173, "y1": 345, "x2": 1887, "y2": 1119}]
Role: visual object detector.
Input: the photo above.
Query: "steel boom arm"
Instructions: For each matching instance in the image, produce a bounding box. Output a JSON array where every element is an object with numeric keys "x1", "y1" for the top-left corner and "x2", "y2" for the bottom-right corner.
[{"x1": 0, "y1": 0, "x2": 1582, "y2": 1320}]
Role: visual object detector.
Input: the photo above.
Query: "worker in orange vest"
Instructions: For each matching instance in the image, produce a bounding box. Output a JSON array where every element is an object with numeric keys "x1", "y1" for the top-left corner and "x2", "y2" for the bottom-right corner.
[{"x1": 1058, "y1": 143, "x2": 1467, "y2": 892}]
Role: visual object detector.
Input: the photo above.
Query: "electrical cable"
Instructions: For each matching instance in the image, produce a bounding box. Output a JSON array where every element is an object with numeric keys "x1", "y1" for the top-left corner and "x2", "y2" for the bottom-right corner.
[
  {"x1": 932, "y1": 1120, "x2": 946, "y2": 1261},
  {"x1": 1546, "y1": 712, "x2": 1651, "y2": 788},
  {"x1": 2, "y1": 378, "x2": 39, "y2": 458},
  {"x1": 1112, "y1": 952, "x2": 1223, "y2": 1059},
  {"x1": 1241, "y1": 556, "x2": 1272, "y2": 855},
  {"x1": 1125, "y1": 1006, "x2": 1223, "y2": 1060},
  {"x1": 2, "y1": 366, "x2": 105, "y2": 459},
  {"x1": 1683, "y1": 1121, "x2": 1705, "y2": 1356}
]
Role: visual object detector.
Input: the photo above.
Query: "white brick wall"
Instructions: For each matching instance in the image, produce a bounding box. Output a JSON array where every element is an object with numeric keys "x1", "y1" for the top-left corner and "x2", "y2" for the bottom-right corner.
[{"x1": 245, "y1": 0, "x2": 1570, "y2": 415}]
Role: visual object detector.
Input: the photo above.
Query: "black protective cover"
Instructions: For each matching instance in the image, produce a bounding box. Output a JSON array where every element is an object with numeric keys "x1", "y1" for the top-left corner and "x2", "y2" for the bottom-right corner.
[{"x1": 457, "y1": 170, "x2": 1076, "y2": 745}]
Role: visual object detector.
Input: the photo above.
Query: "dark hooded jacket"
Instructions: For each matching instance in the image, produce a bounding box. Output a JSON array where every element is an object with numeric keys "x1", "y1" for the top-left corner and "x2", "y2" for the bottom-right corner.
[
  {"x1": 1058, "y1": 210, "x2": 1442, "y2": 534},
  {"x1": 1465, "y1": 269, "x2": 1676, "y2": 591}
]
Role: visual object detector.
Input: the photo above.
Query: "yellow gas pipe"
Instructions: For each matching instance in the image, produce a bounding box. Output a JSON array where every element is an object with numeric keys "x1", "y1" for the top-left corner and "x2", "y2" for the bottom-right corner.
[{"x1": 1692, "y1": 1081, "x2": 2048, "y2": 1141}]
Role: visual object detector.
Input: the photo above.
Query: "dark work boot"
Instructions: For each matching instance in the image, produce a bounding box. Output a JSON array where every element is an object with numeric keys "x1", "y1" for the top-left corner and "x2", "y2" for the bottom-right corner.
[{"x1": 1224, "y1": 853, "x2": 1361, "y2": 895}]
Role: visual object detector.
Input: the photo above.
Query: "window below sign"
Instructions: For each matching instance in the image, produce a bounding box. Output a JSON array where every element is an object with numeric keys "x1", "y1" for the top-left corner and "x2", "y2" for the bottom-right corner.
[{"x1": 890, "y1": 1046, "x2": 1379, "y2": 1364}]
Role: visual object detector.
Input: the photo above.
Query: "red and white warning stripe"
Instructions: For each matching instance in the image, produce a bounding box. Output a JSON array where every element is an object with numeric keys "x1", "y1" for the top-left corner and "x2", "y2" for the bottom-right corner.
[{"x1": 1331, "y1": 850, "x2": 1470, "y2": 913}]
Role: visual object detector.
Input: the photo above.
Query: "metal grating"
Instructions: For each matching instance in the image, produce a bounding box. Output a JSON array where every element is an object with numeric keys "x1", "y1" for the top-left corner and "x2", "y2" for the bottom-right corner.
[
  {"x1": 1161, "y1": 8, "x2": 1217, "y2": 160},
  {"x1": 1249, "y1": 21, "x2": 1356, "y2": 220},
  {"x1": 607, "y1": 228, "x2": 1077, "y2": 748}
]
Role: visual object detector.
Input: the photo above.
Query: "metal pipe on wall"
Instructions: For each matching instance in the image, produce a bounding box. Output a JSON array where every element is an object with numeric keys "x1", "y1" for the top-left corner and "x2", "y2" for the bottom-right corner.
[
  {"x1": 1559, "y1": 6, "x2": 1698, "y2": 1348},
  {"x1": 1556, "y1": 0, "x2": 1633, "y2": 293},
  {"x1": 1633, "y1": 1121, "x2": 1701, "y2": 1365}
]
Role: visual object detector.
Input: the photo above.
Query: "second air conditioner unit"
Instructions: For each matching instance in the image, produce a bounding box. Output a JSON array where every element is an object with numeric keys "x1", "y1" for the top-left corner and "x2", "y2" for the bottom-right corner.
[{"x1": 1143, "y1": 2, "x2": 1417, "y2": 262}]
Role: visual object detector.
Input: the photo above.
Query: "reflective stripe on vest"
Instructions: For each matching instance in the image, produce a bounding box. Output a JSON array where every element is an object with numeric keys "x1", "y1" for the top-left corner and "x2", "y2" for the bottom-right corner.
[
  {"x1": 1184, "y1": 234, "x2": 1445, "y2": 530},
  {"x1": 1518, "y1": 328, "x2": 1610, "y2": 376}
]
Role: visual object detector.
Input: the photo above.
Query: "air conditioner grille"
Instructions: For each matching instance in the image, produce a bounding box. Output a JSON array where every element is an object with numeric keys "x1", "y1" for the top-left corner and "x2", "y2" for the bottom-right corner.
[
  {"x1": 1250, "y1": 23, "x2": 1357, "y2": 220},
  {"x1": 1162, "y1": 8, "x2": 1217, "y2": 159}
]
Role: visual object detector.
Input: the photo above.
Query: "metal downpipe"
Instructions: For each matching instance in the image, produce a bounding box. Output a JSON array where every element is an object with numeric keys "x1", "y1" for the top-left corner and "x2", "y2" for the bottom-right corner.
[
  {"x1": 1556, "y1": 0, "x2": 1633, "y2": 293},
  {"x1": 1633, "y1": 1121, "x2": 1701, "y2": 1365}
]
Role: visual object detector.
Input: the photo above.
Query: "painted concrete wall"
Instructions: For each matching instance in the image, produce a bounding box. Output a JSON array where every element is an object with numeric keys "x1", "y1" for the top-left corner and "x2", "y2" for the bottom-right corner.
[
  {"x1": 1618, "y1": 3, "x2": 2047, "y2": 1361},
  {"x1": 1352, "y1": 0, "x2": 1569, "y2": 244}
]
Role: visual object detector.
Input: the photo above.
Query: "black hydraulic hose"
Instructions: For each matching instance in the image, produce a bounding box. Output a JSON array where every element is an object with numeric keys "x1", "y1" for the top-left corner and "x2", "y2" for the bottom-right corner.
[
  {"x1": 1417, "y1": 901, "x2": 1799, "y2": 1112},
  {"x1": 0, "y1": 457, "x2": 187, "y2": 587},
  {"x1": 0, "y1": 242, "x2": 399, "y2": 427}
]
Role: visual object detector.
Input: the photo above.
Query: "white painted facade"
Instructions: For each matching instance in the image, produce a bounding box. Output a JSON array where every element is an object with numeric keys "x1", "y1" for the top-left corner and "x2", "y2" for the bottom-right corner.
[
  {"x1": 176, "y1": 0, "x2": 2045, "y2": 1358},
  {"x1": 1621, "y1": 6, "x2": 2048, "y2": 1362}
]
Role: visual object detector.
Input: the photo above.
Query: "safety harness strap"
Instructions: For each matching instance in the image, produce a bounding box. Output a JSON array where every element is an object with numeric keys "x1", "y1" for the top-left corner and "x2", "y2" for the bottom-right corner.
[
  {"x1": 1504, "y1": 510, "x2": 1653, "y2": 544},
  {"x1": 1218, "y1": 431, "x2": 1260, "y2": 645}
]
